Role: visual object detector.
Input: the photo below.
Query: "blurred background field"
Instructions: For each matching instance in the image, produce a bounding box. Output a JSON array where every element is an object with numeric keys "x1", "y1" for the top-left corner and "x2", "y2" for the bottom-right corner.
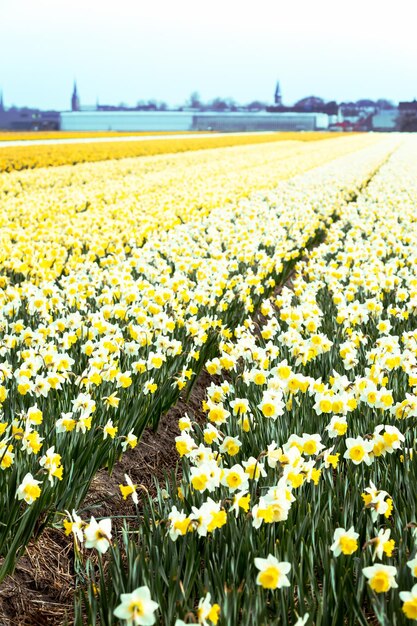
[{"x1": 0, "y1": 131, "x2": 340, "y2": 172}]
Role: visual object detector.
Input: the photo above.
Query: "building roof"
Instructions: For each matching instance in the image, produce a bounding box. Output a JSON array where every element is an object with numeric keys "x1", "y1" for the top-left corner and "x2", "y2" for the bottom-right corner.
[{"x1": 399, "y1": 100, "x2": 417, "y2": 111}]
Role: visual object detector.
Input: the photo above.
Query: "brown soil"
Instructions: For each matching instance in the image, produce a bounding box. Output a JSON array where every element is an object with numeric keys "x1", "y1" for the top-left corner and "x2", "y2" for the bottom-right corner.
[
  {"x1": 83, "y1": 371, "x2": 211, "y2": 520},
  {"x1": 0, "y1": 528, "x2": 73, "y2": 626}
]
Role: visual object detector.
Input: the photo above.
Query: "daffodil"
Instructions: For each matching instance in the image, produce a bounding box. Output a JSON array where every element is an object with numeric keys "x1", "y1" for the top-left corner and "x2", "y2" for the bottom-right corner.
[
  {"x1": 197, "y1": 593, "x2": 221, "y2": 625},
  {"x1": 330, "y1": 527, "x2": 359, "y2": 557},
  {"x1": 84, "y1": 517, "x2": 112, "y2": 554},
  {"x1": 113, "y1": 586, "x2": 159, "y2": 626},
  {"x1": 119, "y1": 474, "x2": 139, "y2": 504},
  {"x1": 344, "y1": 437, "x2": 374, "y2": 465},
  {"x1": 362, "y1": 564, "x2": 398, "y2": 593},
  {"x1": 400, "y1": 584, "x2": 417, "y2": 620},
  {"x1": 254, "y1": 554, "x2": 291, "y2": 589},
  {"x1": 16, "y1": 472, "x2": 42, "y2": 504}
]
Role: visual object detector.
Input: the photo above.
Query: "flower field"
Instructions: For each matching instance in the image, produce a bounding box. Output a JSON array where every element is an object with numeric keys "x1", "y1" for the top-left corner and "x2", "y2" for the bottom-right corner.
[
  {"x1": 0, "y1": 131, "x2": 339, "y2": 172},
  {"x1": 0, "y1": 134, "x2": 374, "y2": 283},
  {"x1": 1, "y1": 133, "x2": 417, "y2": 625}
]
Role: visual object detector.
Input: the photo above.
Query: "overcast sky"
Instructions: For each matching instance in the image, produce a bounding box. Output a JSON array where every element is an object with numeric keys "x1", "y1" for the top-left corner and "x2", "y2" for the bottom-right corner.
[{"x1": 1, "y1": 0, "x2": 416, "y2": 110}]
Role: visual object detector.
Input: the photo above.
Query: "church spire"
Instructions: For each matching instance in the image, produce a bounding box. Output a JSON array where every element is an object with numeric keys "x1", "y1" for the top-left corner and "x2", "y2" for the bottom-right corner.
[
  {"x1": 274, "y1": 80, "x2": 282, "y2": 106},
  {"x1": 71, "y1": 80, "x2": 80, "y2": 111}
]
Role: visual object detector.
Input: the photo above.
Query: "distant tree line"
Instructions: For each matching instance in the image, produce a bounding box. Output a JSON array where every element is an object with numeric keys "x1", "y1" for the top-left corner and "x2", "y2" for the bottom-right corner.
[
  {"x1": 181, "y1": 93, "x2": 396, "y2": 114},
  {"x1": 182, "y1": 92, "x2": 268, "y2": 112}
]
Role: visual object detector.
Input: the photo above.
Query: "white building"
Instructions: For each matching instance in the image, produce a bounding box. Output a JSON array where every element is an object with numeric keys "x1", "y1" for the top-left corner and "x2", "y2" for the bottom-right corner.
[
  {"x1": 61, "y1": 111, "x2": 193, "y2": 132},
  {"x1": 192, "y1": 112, "x2": 328, "y2": 131},
  {"x1": 372, "y1": 110, "x2": 398, "y2": 131},
  {"x1": 60, "y1": 111, "x2": 329, "y2": 132}
]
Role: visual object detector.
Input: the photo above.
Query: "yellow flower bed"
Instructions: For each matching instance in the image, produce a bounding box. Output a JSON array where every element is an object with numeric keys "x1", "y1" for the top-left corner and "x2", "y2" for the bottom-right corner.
[{"x1": 0, "y1": 131, "x2": 341, "y2": 172}]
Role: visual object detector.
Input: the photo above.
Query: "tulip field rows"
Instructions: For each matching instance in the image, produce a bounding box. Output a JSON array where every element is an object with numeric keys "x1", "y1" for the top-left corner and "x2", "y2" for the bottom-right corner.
[{"x1": 1, "y1": 133, "x2": 416, "y2": 625}]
